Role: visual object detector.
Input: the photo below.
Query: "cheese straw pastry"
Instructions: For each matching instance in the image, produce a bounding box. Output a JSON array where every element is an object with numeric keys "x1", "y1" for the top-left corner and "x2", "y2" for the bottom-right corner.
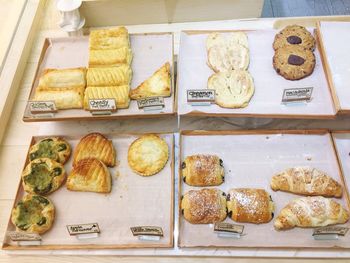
[{"x1": 86, "y1": 65, "x2": 132, "y2": 87}]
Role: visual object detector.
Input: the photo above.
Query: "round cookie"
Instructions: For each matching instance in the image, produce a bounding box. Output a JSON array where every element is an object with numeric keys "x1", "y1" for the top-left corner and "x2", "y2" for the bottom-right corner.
[
  {"x1": 273, "y1": 45, "x2": 315, "y2": 80},
  {"x1": 11, "y1": 194, "x2": 55, "y2": 234},
  {"x1": 22, "y1": 158, "x2": 66, "y2": 195},
  {"x1": 273, "y1": 25, "x2": 316, "y2": 51},
  {"x1": 29, "y1": 137, "x2": 71, "y2": 164},
  {"x1": 128, "y1": 134, "x2": 169, "y2": 176}
]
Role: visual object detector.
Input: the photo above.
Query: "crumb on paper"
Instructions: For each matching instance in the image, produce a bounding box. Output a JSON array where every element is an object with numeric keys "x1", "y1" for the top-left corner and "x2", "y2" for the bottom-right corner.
[
  {"x1": 306, "y1": 157, "x2": 312, "y2": 161},
  {"x1": 266, "y1": 136, "x2": 269, "y2": 140},
  {"x1": 114, "y1": 171, "x2": 120, "y2": 179}
]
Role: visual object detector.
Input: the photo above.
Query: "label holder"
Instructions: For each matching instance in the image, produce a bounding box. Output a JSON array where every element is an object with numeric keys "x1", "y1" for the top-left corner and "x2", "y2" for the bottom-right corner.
[
  {"x1": 187, "y1": 89, "x2": 215, "y2": 106},
  {"x1": 281, "y1": 87, "x2": 313, "y2": 105},
  {"x1": 137, "y1": 97, "x2": 165, "y2": 112},
  {"x1": 88, "y1": 99, "x2": 116, "y2": 115},
  {"x1": 7, "y1": 231, "x2": 42, "y2": 246},
  {"x1": 27, "y1": 100, "x2": 57, "y2": 118},
  {"x1": 67, "y1": 223, "x2": 100, "y2": 240},
  {"x1": 214, "y1": 222, "x2": 244, "y2": 239},
  {"x1": 313, "y1": 226, "x2": 349, "y2": 241},
  {"x1": 130, "y1": 226, "x2": 163, "y2": 241}
]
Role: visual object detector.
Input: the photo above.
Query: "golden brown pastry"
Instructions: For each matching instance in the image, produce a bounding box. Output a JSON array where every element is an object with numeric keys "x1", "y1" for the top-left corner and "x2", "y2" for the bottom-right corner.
[
  {"x1": 29, "y1": 137, "x2": 71, "y2": 164},
  {"x1": 275, "y1": 196, "x2": 349, "y2": 230},
  {"x1": 181, "y1": 154, "x2": 224, "y2": 186},
  {"x1": 38, "y1": 68, "x2": 86, "y2": 88},
  {"x1": 89, "y1": 47, "x2": 132, "y2": 67},
  {"x1": 226, "y1": 188, "x2": 275, "y2": 224},
  {"x1": 84, "y1": 86, "x2": 130, "y2": 109},
  {"x1": 90, "y1": 27, "x2": 128, "y2": 39},
  {"x1": 73, "y1": 133, "x2": 116, "y2": 167},
  {"x1": 181, "y1": 188, "x2": 227, "y2": 224},
  {"x1": 67, "y1": 158, "x2": 112, "y2": 193},
  {"x1": 22, "y1": 158, "x2": 66, "y2": 195},
  {"x1": 271, "y1": 167, "x2": 343, "y2": 198},
  {"x1": 89, "y1": 27, "x2": 130, "y2": 50},
  {"x1": 127, "y1": 134, "x2": 168, "y2": 176},
  {"x1": 86, "y1": 66, "x2": 132, "y2": 87},
  {"x1": 11, "y1": 194, "x2": 55, "y2": 234},
  {"x1": 130, "y1": 62, "x2": 171, "y2": 99}
]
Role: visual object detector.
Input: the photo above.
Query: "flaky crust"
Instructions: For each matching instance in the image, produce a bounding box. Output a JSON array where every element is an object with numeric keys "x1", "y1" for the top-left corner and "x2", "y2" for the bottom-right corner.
[
  {"x1": 11, "y1": 194, "x2": 55, "y2": 234},
  {"x1": 206, "y1": 32, "x2": 249, "y2": 50},
  {"x1": 38, "y1": 67, "x2": 86, "y2": 88},
  {"x1": 89, "y1": 47, "x2": 133, "y2": 67},
  {"x1": 86, "y1": 66, "x2": 132, "y2": 87},
  {"x1": 127, "y1": 134, "x2": 169, "y2": 176},
  {"x1": 73, "y1": 133, "x2": 116, "y2": 167},
  {"x1": 84, "y1": 86, "x2": 130, "y2": 109},
  {"x1": 130, "y1": 62, "x2": 171, "y2": 100},
  {"x1": 22, "y1": 158, "x2": 66, "y2": 195},
  {"x1": 181, "y1": 188, "x2": 227, "y2": 224},
  {"x1": 274, "y1": 196, "x2": 349, "y2": 230},
  {"x1": 181, "y1": 154, "x2": 224, "y2": 186},
  {"x1": 271, "y1": 167, "x2": 343, "y2": 198},
  {"x1": 226, "y1": 188, "x2": 274, "y2": 224},
  {"x1": 89, "y1": 27, "x2": 130, "y2": 50},
  {"x1": 67, "y1": 158, "x2": 111, "y2": 193},
  {"x1": 273, "y1": 25, "x2": 316, "y2": 51},
  {"x1": 29, "y1": 137, "x2": 71, "y2": 164}
]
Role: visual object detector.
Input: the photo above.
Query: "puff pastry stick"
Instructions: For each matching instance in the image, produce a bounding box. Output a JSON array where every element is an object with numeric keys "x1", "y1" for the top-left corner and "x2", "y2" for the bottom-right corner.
[
  {"x1": 89, "y1": 27, "x2": 129, "y2": 50},
  {"x1": 86, "y1": 66, "x2": 132, "y2": 87},
  {"x1": 271, "y1": 167, "x2": 343, "y2": 198},
  {"x1": 130, "y1": 62, "x2": 171, "y2": 99},
  {"x1": 274, "y1": 196, "x2": 349, "y2": 230},
  {"x1": 89, "y1": 48, "x2": 132, "y2": 67},
  {"x1": 90, "y1": 27, "x2": 128, "y2": 38},
  {"x1": 226, "y1": 188, "x2": 274, "y2": 224},
  {"x1": 181, "y1": 154, "x2": 224, "y2": 186},
  {"x1": 84, "y1": 86, "x2": 130, "y2": 109},
  {"x1": 38, "y1": 68, "x2": 86, "y2": 88}
]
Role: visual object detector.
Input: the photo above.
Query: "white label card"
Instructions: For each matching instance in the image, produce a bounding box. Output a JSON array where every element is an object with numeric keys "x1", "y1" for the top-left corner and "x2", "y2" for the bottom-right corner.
[
  {"x1": 89, "y1": 99, "x2": 116, "y2": 111},
  {"x1": 137, "y1": 97, "x2": 165, "y2": 109},
  {"x1": 214, "y1": 222, "x2": 244, "y2": 234},
  {"x1": 187, "y1": 89, "x2": 215, "y2": 103},
  {"x1": 7, "y1": 231, "x2": 41, "y2": 241},
  {"x1": 130, "y1": 226, "x2": 163, "y2": 237},
  {"x1": 28, "y1": 101, "x2": 57, "y2": 114},
  {"x1": 313, "y1": 226, "x2": 349, "y2": 236},
  {"x1": 282, "y1": 87, "x2": 313, "y2": 103},
  {"x1": 67, "y1": 223, "x2": 100, "y2": 236}
]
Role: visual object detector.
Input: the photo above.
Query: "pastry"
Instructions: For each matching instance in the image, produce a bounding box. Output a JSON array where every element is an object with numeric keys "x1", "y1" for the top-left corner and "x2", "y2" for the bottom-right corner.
[
  {"x1": 206, "y1": 32, "x2": 249, "y2": 50},
  {"x1": 128, "y1": 134, "x2": 168, "y2": 176},
  {"x1": 274, "y1": 196, "x2": 349, "y2": 230},
  {"x1": 86, "y1": 66, "x2": 132, "y2": 86},
  {"x1": 226, "y1": 188, "x2": 275, "y2": 224},
  {"x1": 273, "y1": 45, "x2": 315, "y2": 80},
  {"x1": 84, "y1": 85, "x2": 130, "y2": 109},
  {"x1": 130, "y1": 62, "x2": 171, "y2": 100},
  {"x1": 22, "y1": 158, "x2": 66, "y2": 195},
  {"x1": 181, "y1": 154, "x2": 224, "y2": 186},
  {"x1": 89, "y1": 47, "x2": 133, "y2": 67},
  {"x1": 181, "y1": 188, "x2": 227, "y2": 224},
  {"x1": 89, "y1": 27, "x2": 130, "y2": 50},
  {"x1": 273, "y1": 25, "x2": 316, "y2": 51},
  {"x1": 271, "y1": 167, "x2": 343, "y2": 198},
  {"x1": 73, "y1": 133, "x2": 116, "y2": 167},
  {"x1": 207, "y1": 44, "x2": 249, "y2": 72},
  {"x1": 38, "y1": 68, "x2": 86, "y2": 88},
  {"x1": 11, "y1": 194, "x2": 55, "y2": 234},
  {"x1": 90, "y1": 27, "x2": 129, "y2": 39},
  {"x1": 29, "y1": 137, "x2": 71, "y2": 164},
  {"x1": 208, "y1": 70, "x2": 254, "y2": 108},
  {"x1": 67, "y1": 158, "x2": 111, "y2": 193}
]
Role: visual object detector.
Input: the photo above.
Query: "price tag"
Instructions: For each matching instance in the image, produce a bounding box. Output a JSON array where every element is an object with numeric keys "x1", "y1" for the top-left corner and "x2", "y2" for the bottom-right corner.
[
  {"x1": 67, "y1": 223, "x2": 100, "y2": 239},
  {"x1": 137, "y1": 97, "x2": 165, "y2": 112},
  {"x1": 28, "y1": 101, "x2": 57, "y2": 117},
  {"x1": 214, "y1": 222, "x2": 244, "y2": 239},
  {"x1": 130, "y1": 226, "x2": 163, "y2": 241},
  {"x1": 7, "y1": 231, "x2": 42, "y2": 246},
  {"x1": 187, "y1": 89, "x2": 215, "y2": 106},
  {"x1": 282, "y1": 87, "x2": 313, "y2": 103},
  {"x1": 89, "y1": 99, "x2": 116, "y2": 115},
  {"x1": 313, "y1": 226, "x2": 349, "y2": 240}
]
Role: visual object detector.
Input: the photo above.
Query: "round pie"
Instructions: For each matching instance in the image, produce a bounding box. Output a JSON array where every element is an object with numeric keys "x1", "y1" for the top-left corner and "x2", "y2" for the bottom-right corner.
[
  {"x1": 11, "y1": 194, "x2": 55, "y2": 234},
  {"x1": 29, "y1": 137, "x2": 71, "y2": 164},
  {"x1": 273, "y1": 45, "x2": 315, "y2": 80},
  {"x1": 22, "y1": 158, "x2": 66, "y2": 195},
  {"x1": 128, "y1": 134, "x2": 169, "y2": 176},
  {"x1": 273, "y1": 25, "x2": 316, "y2": 51}
]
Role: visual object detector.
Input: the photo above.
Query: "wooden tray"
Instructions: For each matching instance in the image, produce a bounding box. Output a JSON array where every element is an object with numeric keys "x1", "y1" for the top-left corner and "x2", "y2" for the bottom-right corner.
[
  {"x1": 177, "y1": 28, "x2": 337, "y2": 119},
  {"x1": 178, "y1": 130, "x2": 350, "y2": 248},
  {"x1": 3, "y1": 132, "x2": 174, "y2": 250},
  {"x1": 22, "y1": 32, "x2": 176, "y2": 122}
]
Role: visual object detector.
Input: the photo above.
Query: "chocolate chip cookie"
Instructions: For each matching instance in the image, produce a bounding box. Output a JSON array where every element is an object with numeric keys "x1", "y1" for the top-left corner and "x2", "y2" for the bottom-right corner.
[
  {"x1": 273, "y1": 45, "x2": 315, "y2": 80},
  {"x1": 273, "y1": 25, "x2": 316, "y2": 51}
]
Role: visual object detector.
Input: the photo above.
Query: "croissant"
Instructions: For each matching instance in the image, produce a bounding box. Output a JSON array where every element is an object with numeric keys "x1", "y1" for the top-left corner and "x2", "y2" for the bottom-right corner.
[
  {"x1": 271, "y1": 167, "x2": 342, "y2": 198},
  {"x1": 274, "y1": 196, "x2": 349, "y2": 230}
]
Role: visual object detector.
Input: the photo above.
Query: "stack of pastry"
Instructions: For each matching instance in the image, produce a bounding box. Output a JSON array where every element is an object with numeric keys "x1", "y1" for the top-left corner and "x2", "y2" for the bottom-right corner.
[
  {"x1": 85, "y1": 27, "x2": 133, "y2": 109},
  {"x1": 206, "y1": 32, "x2": 255, "y2": 109}
]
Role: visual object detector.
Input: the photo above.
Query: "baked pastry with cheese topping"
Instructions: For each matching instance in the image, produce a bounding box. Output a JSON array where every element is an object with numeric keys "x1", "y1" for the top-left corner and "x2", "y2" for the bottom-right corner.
[
  {"x1": 67, "y1": 158, "x2": 112, "y2": 193},
  {"x1": 226, "y1": 188, "x2": 275, "y2": 224},
  {"x1": 22, "y1": 158, "x2": 66, "y2": 195},
  {"x1": 181, "y1": 188, "x2": 227, "y2": 224},
  {"x1": 84, "y1": 86, "x2": 130, "y2": 109},
  {"x1": 181, "y1": 154, "x2": 224, "y2": 186},
  {"x1": 127, "y1": 134, "x2": 168, "y2": 176},
  {"x1": 73, "y1": 133, "x2": 116, "y2": 167},
  {"x1": 11, "y1": 194, "x2": 55, "y2": 234},
  {"x1": 274, "y1": 196, "x2": 349, "y2": 230},
  {"x1": 89, "y1": 47, "x2": 132, "y2": 68},
  {"x1": 130, "y1": 62, "x2": 171, "y2": 99},
  {"x1": 86, "y1": 66, "x2": 132, "y2": 87},
  {"x1": 29, "y1": 137, "x2": 71, "y2": 164},
  {"x1": 271, "y1": 167, "x2": 342, "y2": 198},
  {"x1": 89, "y1": 27, "x2": 130, "y2": 50}
]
